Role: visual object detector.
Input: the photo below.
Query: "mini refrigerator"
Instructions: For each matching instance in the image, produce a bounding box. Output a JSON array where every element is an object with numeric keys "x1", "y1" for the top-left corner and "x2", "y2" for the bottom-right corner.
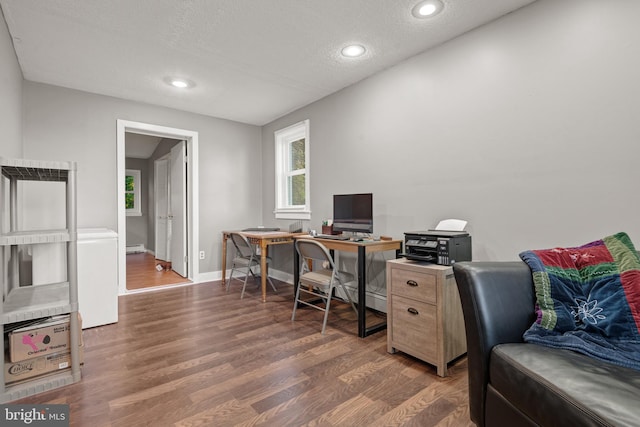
[{"x1": 77, "y1": 228, "x2": 118, "y2": 328}]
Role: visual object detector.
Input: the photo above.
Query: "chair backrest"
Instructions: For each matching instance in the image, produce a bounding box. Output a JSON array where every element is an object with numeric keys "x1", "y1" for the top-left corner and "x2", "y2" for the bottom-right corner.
[
  {"x1": 295, "y1": 239, "x2": 335, "y2": 271},
  {"x1": 230, "y1": 233, "x2": 256, "y2": 258}
]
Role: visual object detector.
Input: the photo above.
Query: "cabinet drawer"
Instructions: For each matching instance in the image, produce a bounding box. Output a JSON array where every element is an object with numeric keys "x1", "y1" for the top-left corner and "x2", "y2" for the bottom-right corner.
[
  {"x1": 390, "y1": 267, "x2": 436, "y2": 303},
  {"x1": 390, "y1": 295, "x2": 436, "y2": 360}
]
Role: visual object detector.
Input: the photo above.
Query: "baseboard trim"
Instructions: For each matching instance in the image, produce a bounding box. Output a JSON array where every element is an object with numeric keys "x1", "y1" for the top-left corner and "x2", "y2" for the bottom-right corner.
[
  {"x1": 126, "y1": 244, "x2": 146, "y2": 254},
  {"x1": 336, "y1": 284, "x2": 387, "y2": 313},
  {"x1": 197, "y1": 268, "x2": 293, "y2": 285}
]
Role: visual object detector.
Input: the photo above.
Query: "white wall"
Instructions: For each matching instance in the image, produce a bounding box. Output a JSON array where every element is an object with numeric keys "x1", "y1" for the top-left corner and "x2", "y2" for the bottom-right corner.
[
  {"x1": 262, "y1": 0, "x2": 640, "y2": 262},
  {"x1": 0, "y1": 9, "x2": 22, "y2": 157},
  {"x1": 21, "y1": 82, "x2": 262, "y2": 275}
]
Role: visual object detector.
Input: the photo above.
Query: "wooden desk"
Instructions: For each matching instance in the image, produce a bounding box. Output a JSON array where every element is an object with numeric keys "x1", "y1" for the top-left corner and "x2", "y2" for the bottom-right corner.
[
  {"x1": 294, "y1": 235, "x2": 403, "y2": 338},
  {"x1": 222, "y1": 230, "x2": 301, "y2": 302}
]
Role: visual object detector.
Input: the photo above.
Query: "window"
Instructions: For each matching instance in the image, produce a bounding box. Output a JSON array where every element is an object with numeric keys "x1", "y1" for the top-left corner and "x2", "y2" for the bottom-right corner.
[
  {"x1": 125, "y1": 169, "x2": 142, "y2": 216},
  {"x1": 274, "y1": 120, "x2": 310, "y2": 219}
]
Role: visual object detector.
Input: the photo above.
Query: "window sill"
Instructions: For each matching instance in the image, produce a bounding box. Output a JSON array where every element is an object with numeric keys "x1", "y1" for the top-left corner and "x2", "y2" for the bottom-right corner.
[{"x1": 275, "y1": 210, "x2": 311, "y2": 220}]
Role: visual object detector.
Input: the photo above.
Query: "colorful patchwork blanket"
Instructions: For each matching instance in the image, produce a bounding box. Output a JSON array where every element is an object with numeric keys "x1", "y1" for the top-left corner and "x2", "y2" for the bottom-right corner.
[{"x1": 519, "y1": 232, "x2": 640, "y2": 370}]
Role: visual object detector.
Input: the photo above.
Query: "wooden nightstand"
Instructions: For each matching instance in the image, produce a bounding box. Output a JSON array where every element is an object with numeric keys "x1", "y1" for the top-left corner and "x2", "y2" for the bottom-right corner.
[{"x1": 386, "y1": 258, "x2": 466, "y2": 377}]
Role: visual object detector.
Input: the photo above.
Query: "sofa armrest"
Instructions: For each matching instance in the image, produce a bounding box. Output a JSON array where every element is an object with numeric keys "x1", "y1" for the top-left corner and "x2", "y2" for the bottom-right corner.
[{"x1": 453, "y1": 261, "x2": 536, "y2": 427}]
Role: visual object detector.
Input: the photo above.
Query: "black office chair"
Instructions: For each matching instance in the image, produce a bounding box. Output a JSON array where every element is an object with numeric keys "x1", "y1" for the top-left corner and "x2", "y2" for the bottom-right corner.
[
  {"x1": 292, "y1": 239, "x2": 357, "y2": 334},
  {"x1": 227, "y1": 232, "x2": 276, "y2": 299}
]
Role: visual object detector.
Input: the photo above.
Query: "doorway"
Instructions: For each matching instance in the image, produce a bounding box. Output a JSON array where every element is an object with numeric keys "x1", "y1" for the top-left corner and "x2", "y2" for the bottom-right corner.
[
  {"x1": 123, "y1": 135, "x2": 188, "y2": 290},
  {"x1": 116, "y1": 120, "x2": 200, "y2": 295}
]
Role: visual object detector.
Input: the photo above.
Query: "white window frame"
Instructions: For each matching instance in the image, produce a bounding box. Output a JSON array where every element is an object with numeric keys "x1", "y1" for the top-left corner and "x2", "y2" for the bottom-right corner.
[
  {"x1": 125, "y1": 169, "x2": 142, "y2": 216},
  {"x1": 274, "y1": 120, "x2": 311, "y2": 220}
]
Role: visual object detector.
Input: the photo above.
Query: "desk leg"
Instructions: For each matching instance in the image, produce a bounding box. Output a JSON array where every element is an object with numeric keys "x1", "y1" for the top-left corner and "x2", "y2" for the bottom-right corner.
[
  {"x1": 356, "y1": 245, "x2": 389, "y2": 338},
  {"x1": 293, "y1": 245, "x2": 299, "y2": 298},
  {"x1": 260, "y1": 240, "x2": 268, "y2": 302},
  {"x1": 357, "y1": 245, "x2": 366, "y2": 338},
  {"x1": 221, "y1": 233, "x2": 227, "y2": 287}
]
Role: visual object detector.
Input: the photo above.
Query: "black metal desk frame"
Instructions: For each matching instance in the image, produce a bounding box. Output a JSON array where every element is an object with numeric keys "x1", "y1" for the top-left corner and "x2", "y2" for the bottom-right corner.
[{"x1": 293, "y1": 236, "x2": 402, "y2": 338}]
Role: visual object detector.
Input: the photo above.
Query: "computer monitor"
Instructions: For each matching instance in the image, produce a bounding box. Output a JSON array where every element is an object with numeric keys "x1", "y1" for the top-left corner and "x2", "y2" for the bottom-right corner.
[{"x1": 332, "y1": 193, "x2": 373, "y2": 233}]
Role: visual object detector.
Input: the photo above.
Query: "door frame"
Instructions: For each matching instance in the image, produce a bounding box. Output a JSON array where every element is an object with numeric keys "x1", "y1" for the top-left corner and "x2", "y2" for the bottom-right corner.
[
  {"x1": 116, "y1": 120, "x2": 199, "y2": 295},
  {"x1": 168, "y1": 141, "x2": 188, "y2": 277}
]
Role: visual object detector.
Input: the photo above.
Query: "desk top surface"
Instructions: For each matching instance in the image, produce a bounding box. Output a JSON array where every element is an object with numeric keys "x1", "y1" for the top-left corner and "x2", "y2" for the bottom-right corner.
[
  {"x1": 296, "y1": 234, "x2": 401, "y2": 243},
  {"x1": 225, "y1": 231, "x2": 402, "y2": 248},
  {"x1": 224, "y1": 230, "x2": 303, "y2": 239},
  {"x1": 296, "y1": 234, "x2": 402, "y2": 252}
]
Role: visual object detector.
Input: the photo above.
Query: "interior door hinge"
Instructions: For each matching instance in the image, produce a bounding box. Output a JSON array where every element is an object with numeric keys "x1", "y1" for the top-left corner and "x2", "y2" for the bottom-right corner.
[{"x1": 185, "y1": 255, "x2": 189, "y2": 263}]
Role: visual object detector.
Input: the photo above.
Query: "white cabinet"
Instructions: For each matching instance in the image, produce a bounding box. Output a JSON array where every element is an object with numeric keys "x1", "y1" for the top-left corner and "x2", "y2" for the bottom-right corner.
[
  {"x1": 78, "y1": 228, "x2": 118, "y2": 328},
  {"x1": 0, "y1": 157, "x2": 81, "y2": 402}
]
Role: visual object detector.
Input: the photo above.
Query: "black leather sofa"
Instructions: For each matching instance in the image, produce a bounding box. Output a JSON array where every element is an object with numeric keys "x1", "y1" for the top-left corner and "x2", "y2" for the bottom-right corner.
[{"x1": 452, "y1": 261, "x2": 640, "y2": 427}]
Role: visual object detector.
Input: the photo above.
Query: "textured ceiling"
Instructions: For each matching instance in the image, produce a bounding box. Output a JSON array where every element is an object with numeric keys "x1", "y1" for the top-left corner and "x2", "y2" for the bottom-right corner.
[{"x1": 1, "y1": 0, "x2": 536, "y2": 126}]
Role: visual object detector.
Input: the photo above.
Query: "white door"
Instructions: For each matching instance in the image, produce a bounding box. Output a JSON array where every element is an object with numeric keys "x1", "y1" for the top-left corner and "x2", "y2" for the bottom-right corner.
[
  {"x1": 170, "y1": 141, "x2": 188, "y2": 277},
  {"x1": 154, "y1": 157, "x2": 170, "y2": 262}
]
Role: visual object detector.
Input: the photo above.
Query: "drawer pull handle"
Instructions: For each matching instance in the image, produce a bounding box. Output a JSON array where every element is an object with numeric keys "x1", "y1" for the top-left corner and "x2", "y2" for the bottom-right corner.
[
  {"x1": 406, "y1": 280, "x2": 418, "y2": 287},
  {"x1": 407, "y1": 307, "x2": 419, "y2": 315}
]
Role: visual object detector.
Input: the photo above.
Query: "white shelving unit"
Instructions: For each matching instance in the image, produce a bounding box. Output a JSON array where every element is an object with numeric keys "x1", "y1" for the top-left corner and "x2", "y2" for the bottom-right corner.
[{"x1": 0, "y1": 157, "x2": 81, "y2": 402}]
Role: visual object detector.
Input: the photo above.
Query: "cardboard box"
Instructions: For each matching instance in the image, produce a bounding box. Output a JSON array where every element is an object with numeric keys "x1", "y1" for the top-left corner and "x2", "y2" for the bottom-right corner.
[
  {"x1": 8, "y1": 313, "x2": 83, "y2": 362},
  {"x1": 5, "y1": 345, "x2": 84, "y2": 385}
]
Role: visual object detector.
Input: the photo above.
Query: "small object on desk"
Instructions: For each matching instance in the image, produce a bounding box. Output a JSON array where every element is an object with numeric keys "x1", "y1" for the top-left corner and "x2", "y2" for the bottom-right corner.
[
  {"x1": 380, "y1": 235, "x2": 392, "y2": 241},
  {"x1": 321, "y1": 219, "x2": 342, "y2": 235},
  {"x1": 316, "y1": 234, "x2": 349, "y2": 240},
  {"x1": 322, "y1": 225, "x2": 332, "y2": 235},
  {"x1": 242, "y1": 227, "x2": 281, "y2": 232}
]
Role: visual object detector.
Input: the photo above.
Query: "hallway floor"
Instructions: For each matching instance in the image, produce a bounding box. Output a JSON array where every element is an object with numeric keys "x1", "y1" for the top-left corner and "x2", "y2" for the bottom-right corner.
[{"x1": 126, "y1": 252, "x2": 191, "y2": 290}]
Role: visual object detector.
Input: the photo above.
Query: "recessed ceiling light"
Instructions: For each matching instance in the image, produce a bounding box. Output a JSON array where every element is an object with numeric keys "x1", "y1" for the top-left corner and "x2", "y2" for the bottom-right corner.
[
  {"x1": 412, "y1": 0, "x2": 444, "y2": 18},
  {"x1": 171, "y1": 79, "x2": 189, "y2": 88},
  {"x1": 341, "y1": 44, "x2": 366, "y2": 58},
  {"x1": 164, "y1": 77, "x2": 195, "y2": 89}
]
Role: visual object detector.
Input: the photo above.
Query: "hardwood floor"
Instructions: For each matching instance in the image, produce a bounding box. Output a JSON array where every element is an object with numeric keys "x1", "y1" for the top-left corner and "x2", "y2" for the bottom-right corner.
[
  {"x1": 13, "y1": 279, "x2": 473, "y2": 426},
  {"x1": 126, "y1": 252, "x2": 191, "y2": 290}
]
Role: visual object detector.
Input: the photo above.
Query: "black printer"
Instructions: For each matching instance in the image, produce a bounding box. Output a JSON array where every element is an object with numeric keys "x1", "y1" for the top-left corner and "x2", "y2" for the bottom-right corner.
[{"x1": 403, "y1": 230, "x2": 472, "y2": 265}]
